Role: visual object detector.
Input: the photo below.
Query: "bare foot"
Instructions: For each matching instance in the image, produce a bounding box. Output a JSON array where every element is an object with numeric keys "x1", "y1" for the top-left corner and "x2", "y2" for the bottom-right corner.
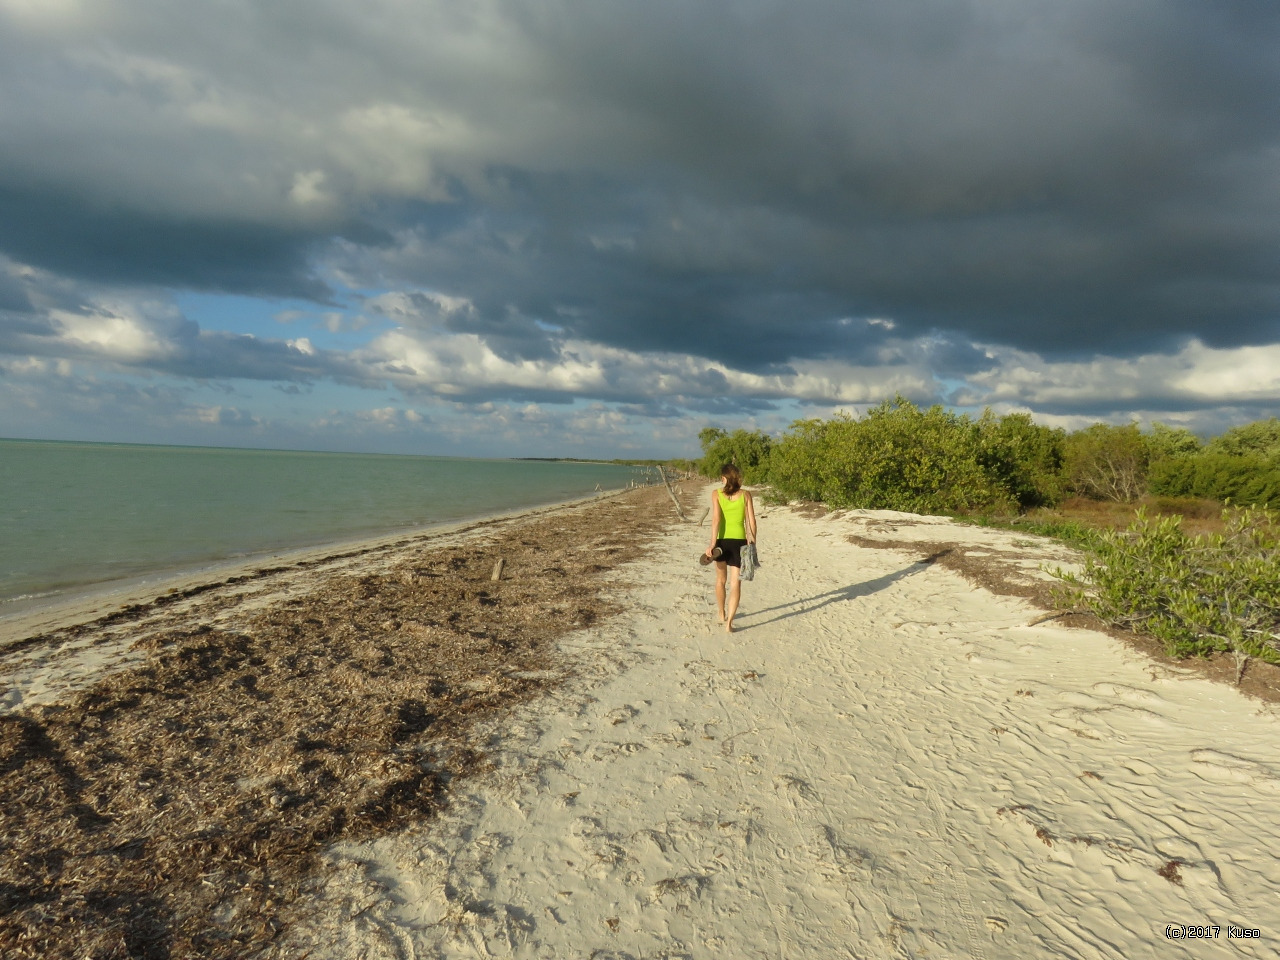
[{"x1": 725, "y1": 622, "x2": 734, "y2": 634}]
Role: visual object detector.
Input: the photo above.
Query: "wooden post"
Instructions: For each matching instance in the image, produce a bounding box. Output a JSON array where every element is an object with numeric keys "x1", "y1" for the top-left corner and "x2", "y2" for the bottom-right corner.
[
  {"x1": 491, "y1": 558, "x2": 505, "y2": 581},
  {"x1": 657, "y1": 465, "x2": 687, "y2": 521}
]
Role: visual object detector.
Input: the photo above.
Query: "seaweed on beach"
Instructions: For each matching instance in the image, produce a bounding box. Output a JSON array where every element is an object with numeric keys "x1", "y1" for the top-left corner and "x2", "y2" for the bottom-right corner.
[{"x1": 0, "y1": 483, "x2": 694, "y2": 960}]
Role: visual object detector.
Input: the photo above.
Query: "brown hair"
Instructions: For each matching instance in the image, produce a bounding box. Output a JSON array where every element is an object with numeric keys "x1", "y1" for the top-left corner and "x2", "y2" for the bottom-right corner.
[{"x1": 720, "y1": 463, "x2": 742, "y2": 496}]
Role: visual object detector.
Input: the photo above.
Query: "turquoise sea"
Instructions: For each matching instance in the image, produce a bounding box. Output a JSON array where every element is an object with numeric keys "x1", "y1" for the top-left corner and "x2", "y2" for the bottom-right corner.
[{"x1": 0, "y1": 439, "x2": 645, "y2": 609}]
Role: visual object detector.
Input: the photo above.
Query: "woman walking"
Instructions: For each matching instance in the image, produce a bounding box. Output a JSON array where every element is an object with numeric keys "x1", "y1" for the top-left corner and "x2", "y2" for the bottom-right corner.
[{"x1": 704, "y1": 463, "x2": 757, "y2": 633}]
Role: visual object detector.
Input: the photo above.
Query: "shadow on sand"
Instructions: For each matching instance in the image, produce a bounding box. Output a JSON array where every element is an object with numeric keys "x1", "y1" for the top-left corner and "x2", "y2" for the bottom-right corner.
[{"x1": 735, "y1": 549, "x2": 951, "y2": 632}]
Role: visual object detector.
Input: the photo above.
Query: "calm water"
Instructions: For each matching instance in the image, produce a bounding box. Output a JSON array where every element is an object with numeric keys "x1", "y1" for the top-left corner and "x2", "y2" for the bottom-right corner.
[{"x1": 0, "y1": 439, "x2": 644, "y2": 607}]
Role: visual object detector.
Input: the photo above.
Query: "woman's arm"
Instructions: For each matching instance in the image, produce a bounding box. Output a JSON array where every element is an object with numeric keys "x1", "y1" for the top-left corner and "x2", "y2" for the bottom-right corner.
[
  {"x1": 745, "y1": 490, "x2": 757, "y2": 543},
  {"x1": 707, "y1": 489, "x2": 721, "y2": 554}
]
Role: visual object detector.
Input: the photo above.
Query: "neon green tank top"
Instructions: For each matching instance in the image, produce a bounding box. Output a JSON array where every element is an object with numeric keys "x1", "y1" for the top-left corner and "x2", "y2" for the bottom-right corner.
[{"x1": 717, "y1": 490, "x2": 747, "y2": 539}]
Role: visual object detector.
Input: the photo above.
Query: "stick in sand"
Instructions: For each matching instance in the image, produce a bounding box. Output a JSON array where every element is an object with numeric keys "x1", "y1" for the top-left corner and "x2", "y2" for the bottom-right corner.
[{"x1": 655, "y1": 465, "x2": 687, "y2": 521}]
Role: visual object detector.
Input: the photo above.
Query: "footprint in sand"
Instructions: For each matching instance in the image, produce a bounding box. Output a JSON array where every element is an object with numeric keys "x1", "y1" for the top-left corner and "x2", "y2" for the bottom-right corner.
[
  {"x1": 645, "y1": 874, "x2": 707, "y2": 908},
  {"x1": 588, "y1": 741, "x2": 648, "y2": 761},
  {"x1": 570, "y1": 815, "x2": 604, "y2": 837},
  {"x1": 605, "y1": 704, "x2": 641, "y2": 725},
  {"x1": 773, "y1": 774, "x2": 820, "y2": 803},
  {"x1": 435, "y1": 899, "x2": 535, "y2": 951},
  {"x1": 631, "y1": 828, "x2": 675, "y2": 855},
  {"x1": 568, "y1": 816, "x2": 636, "y2": 867},
  {"x1": 662, "y1": 772, "x2": 703, "y2": 790},
  {"x1": 648, "y1": 733, "x2": 692, "y2": 748},
  {"x1": 469, "y1": 832, "x2": 512, "y2": 855},
  {"x1": 799, "y1": 823, "x2": 872, "y2": 879},
  {"x1": 715, "y1": 818, "x2": 757, "y2": 846}
]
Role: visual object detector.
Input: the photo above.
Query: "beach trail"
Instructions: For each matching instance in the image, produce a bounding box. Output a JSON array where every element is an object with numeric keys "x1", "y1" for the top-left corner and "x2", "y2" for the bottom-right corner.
[{"x1": 287, "y1": 499, "x2": 1279, "y2": 959}]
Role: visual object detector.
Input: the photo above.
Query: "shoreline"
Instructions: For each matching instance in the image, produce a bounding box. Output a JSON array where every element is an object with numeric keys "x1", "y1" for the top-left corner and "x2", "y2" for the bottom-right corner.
[
  {"x1": 0, "y1": 484, "x2": 634, "y2": 651},
  {"x1": 1, "y1": 439, "x2": 645, "y2": 633},
  {"x1": 0, "y1": 484, "x2": 655, "y2": 718}
]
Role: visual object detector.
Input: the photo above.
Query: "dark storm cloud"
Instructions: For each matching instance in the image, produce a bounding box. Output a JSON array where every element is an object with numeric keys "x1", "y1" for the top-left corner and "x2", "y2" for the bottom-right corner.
[
  {"x1": 344, "y1": 0, "x2": 1280, "y2": 364},
  {"x1": 667, "y1": 395, "x2": 783, "y2": 418},
  {"x1": 0, "y1": 269, "x2": 31, "y2": 313},
  {"x1": 3, "y1": 0, "x2": 1280, "y2": 376},
  {"x1": 360, "y1": 177, "x2": 893, "y2": 371},
  {"x1": 160, "y1": 331, "x2": 331, "y2": 382},
  {"x1": 0, "y1": 184, "x2": 336, "y2": 300},
  {"x1": 0, "y1": 312, "x2": 57, "y2": 341},
  {"x1": 986, "y1": 386, "x2": 1275, "y2": 422}
]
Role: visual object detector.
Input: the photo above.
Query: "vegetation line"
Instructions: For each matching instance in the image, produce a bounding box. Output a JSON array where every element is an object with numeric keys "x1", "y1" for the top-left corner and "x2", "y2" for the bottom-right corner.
[{"x1": 695, "y1": 398, "x2": 1280, "y2": 665}]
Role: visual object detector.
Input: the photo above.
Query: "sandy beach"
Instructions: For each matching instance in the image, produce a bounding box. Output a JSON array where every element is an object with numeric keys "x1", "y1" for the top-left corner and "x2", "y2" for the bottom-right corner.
[
  {"x1": 281, "y1": 494, "x2": 1280, "y2": 959},
  {"x1": 4, "y1": 483, "x2": 1279, "y2": 958}
]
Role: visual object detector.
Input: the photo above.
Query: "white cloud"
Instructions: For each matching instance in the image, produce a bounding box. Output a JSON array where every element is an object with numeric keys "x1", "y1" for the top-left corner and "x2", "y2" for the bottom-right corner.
[
  {"x1": 0, "y1": 0, "x2": 87, "y2": 29},
  {"x1": 333, "y1": 103, "x2": 470, "y2": 199},
  {"x1": 192, "y1": 405, "x2": 261, "y2": 428},
  {"x1": 49, "y1": 303, "x2": 186, "y2": 364},
  {"x1": 1169, "y1": 342, "x2": 1280, "y2": 401},
  {"x1": 288, "y1": 170, "x2": 335, "y2": 211},
  {"x1": 320, "y1": 312, "x2": 372, "y2": 333},
  {"x1": 366, "y1": 290, "x2": 476, "y2": 326},
  {"x1": 347, "y1": 320, "x2": 938, "y2": 406},
  {"x1": 961, "y1": 339, "x2": 1280, "y2": 409}
]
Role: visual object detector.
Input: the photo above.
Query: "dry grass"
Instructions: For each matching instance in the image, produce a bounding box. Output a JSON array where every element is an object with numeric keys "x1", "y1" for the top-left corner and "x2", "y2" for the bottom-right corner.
[
  {"x1": 0, "y1": 482, "x2": 699, "y2": 960},
  {"x1": 1017, "y1": 495, "x2": 1227, "y2": 536}
]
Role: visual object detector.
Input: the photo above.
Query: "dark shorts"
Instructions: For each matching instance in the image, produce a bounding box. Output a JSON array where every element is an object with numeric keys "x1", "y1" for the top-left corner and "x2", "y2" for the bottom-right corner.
[{"x1": 715, "y1": 538, "x2": 749, "y2": 568}]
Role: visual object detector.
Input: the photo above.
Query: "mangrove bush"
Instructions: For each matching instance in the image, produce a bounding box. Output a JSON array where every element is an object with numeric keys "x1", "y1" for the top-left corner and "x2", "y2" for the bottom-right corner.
[
  {"x1": 1054, "y1": 508, "x2": 1280, "y2": 663},
  {"x1": 762, "y1": 398, "x2": 1064, "y2": 513}
]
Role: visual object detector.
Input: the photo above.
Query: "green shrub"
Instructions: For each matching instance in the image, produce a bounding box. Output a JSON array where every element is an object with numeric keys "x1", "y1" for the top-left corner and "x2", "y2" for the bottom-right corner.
[
  {"x1": 842, "y1": 399, "x2": 1009, "y2": 512},
  {"x1": 1063, "y1": 422, "x2": 1148, "y2": 501},
  {"x1": 976, "y1": 411, "x2": 1067, "y2": 508},
  {"x1": 1054, "y1": 508, "x2": 1280, "y2": 662},
  {"x1": 1207, "y1": 417, "x2": 1280, "y2": 458},
  {"x1": 758, "y1": 399, "x2": 1070, "y2": 513},
  {"x1": 1017, "y1": 518, "x2": 1102, "y2": 549},
  {"x1": 1144, "y1": 422, "x2": 1202, "y2": 462},
  {"x1": 958, "y1": 514, "x2": 1101, "y2": 550},
  {"x1": 700, "y1": 410, "x2": 1280, "y2": 519},
  {"x1": 763, "y1": 416, "x2": 840, "y2": 502},
  {"x1": 697, "y1": 427, "x2": 773, "y2": 483},
  {"x1": 1148, "y1": 452, "x2": 1280, "y2": 508},
  {"x1": 764, "y1": 398, "x2": 1016, "y2": 513}
]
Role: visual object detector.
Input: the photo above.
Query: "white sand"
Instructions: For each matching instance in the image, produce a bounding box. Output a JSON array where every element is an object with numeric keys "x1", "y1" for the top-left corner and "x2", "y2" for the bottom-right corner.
[{"x1": 280, "y1": 499, "x2": 1280, "y2": 959}]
